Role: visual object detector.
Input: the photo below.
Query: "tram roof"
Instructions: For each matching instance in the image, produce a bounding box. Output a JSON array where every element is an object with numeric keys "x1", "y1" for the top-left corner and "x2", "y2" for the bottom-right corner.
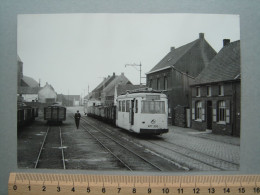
[{"x1": 117, "y1": 89, "x2": 167, "y2": 99}]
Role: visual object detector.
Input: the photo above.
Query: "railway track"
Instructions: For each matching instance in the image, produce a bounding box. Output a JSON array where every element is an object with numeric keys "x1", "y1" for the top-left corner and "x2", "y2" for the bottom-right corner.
[
  {"x1": 76, "y1": 115, "x2": 186, "y2": 172},
  {"x1": 34, "y1": 126, "x2": 66, "y2": 169},
  {"x1": 86, "y1": 116, "x2": 239, "y2": 171},
  {"x1": 78, "y1": 117, "x2": 163, "y2": 171}
]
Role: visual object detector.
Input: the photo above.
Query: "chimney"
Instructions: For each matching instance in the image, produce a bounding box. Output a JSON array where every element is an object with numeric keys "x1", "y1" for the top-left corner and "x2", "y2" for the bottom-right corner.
[
  {"x1": 121, "y1": 72, "x2": 124, "y2": 76},
  {"x1": 199, "y1": 33, "x2": 204, "y2": 39},
  {"x1": 223, "y1": 39, "x2": 230, "y2": 47},
  {"x1": 171, "y1": 47, "x2": 175, "y2": 52},
  {"x1": 113, "y1": 72, "x2": 115, "y2": 77}
]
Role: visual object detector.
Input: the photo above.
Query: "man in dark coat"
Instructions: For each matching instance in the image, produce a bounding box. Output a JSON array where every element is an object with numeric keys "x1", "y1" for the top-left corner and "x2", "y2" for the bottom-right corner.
[{"x1": 74, "y1": 110, "x2": 81, "y2": 129}]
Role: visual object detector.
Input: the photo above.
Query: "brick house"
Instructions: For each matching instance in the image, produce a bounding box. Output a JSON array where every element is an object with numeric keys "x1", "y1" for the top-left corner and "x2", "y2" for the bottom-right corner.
[
  {"x1": 190, "y1": 40, "x2": 241, "y2": 136},
  {"x1": 146, "y1": 33, "x2": 216, "y2": 127},
  {"x1": 101, "y1": 73, "x2": 132, "y2": 105},
  {"x1": 91, "y1": 72, "x2": 116, "y2": 101}
]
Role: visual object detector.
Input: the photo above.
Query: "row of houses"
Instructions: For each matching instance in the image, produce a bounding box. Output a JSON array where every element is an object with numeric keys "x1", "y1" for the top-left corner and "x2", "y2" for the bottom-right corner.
[
  {"x1": 88, "y1": 33, "x2": 241, "y2": 137},
  {"x1": 85, "y1": 72, "x2": 143, "y2": 108},
  {"x1": 17, "y1": 56, "x2": 80, "y2": 107},
  {"x1": 146, "y1": 33, "x2": 240, "y2": 136}
]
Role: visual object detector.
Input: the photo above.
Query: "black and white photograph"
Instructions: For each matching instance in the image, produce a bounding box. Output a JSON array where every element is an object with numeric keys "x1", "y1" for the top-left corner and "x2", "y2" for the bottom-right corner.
[{"x1": 17, "y1": 13, "x2": 241, "y2": 172}]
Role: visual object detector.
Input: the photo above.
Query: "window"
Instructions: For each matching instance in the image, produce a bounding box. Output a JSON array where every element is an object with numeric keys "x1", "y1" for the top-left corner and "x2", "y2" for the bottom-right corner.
[
  {"x1": 118, "y1": 101, "x2": 121, "y2": 112},
  {"x1": 195, "y1": 101, "x2": 202, "y2": 120},
  {"x1": 135, "y1": 100, "x2": 138, "y2": 113},
  {"x1": 126, "y1": 100, "x2": 130, "y2": 112},
  {"x1": 218, "y1": 101, "x2": 226, "y2": 122},
  {"x1": 164, "y1": 76, "x2": 168, "y2": 90},
  {"x1": 122, "y1": 100, "x2": 126, "y2": 112},
  {"x1": 157, "y1": 78, "x2": 160, "y2": 90},
  {"x1": 207, "y1": 86, "x2": 211, "y2": 96},
  {"x1": 141, "y1": 101, "x2": 165, "y2": 114},
  {"x1": 218, "y1": 84, "x2": 224, "y2": 96},
  {"x1": 149, "y1": 79, "x2": 153, "y2": 88},
  {"x1": 196, "y1": 87, "x2": 201, "y2": 97}
]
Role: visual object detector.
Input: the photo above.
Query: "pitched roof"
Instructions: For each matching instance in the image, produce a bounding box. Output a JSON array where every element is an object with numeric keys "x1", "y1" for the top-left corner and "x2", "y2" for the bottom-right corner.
[
  {"x1": 18, "y1": 86, "x2": 41, "y2": 94},
  {"x1": 17, "y1": 55, "x2": 22, "y2": 63},
  {"x1": 147, "y1": 34, "x2": 217, "y2": 77},
  {"x1": 38, "y1": 83, "x2": 56, "y2": 93},
  {"x1": 103, "y1": 74, "x2": 132, "y2": 96},
  {"x1": 22, "y1": 76, "x2": 39, "y2": 87},
  {"x1": 92, "y1": 73, "x2": 116, "y2": 92},
  {"x1": 194, "y1": 40, "x2": 240, "y2": 84},
  {"x1": 117, "y1": 84, "x2": 143, "y2": 95}
]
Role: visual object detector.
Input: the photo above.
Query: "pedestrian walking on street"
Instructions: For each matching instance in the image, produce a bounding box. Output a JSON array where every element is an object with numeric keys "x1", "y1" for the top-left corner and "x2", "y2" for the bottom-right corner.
[{"x1": 74, "y1": 110, "x2": 81, "y2": 129}]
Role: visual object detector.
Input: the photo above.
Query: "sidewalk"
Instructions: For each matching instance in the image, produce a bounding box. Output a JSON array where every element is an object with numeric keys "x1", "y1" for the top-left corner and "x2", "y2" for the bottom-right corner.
[{"x1": 168, "y1": 125, "x2": 240, "y2": 146}]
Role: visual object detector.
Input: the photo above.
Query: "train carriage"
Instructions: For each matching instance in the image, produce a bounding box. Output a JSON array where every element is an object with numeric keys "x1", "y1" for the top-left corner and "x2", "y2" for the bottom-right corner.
[{"x1": 116, "y1": 90, "x2": 168, "y2": 135}]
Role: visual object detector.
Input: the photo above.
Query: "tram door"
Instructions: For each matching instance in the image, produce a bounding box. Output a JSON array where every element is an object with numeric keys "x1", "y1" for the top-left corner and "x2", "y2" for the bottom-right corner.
[{"x1": 130, "y1": 100, "x2": 134, "y2": 125}]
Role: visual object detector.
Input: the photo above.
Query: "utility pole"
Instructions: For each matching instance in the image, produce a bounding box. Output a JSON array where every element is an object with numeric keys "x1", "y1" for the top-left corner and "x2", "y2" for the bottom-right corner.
[{"x1": 125, "y1": 62, "x2": 145, "y2": 86}]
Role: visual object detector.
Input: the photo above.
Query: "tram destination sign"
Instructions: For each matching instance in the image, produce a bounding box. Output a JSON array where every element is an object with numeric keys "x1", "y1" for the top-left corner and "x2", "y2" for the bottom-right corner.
[{"x1": 146, "y1": 95, "x2": 160, "y2": 101}]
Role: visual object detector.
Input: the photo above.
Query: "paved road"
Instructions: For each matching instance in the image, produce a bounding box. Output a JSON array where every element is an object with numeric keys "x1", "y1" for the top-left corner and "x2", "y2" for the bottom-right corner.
[
  {"x1": 133, "y1": 125, "x2": 240, "y2": 171},
  {"x1": 18, "y1": 106, "x2": 240, "y2": 172}
]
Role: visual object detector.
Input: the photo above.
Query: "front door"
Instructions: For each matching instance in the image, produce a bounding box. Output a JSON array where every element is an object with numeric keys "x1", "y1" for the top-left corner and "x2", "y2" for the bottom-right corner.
[{"x1": 206, "y1": 101, "x2": 212, "y2": 130}]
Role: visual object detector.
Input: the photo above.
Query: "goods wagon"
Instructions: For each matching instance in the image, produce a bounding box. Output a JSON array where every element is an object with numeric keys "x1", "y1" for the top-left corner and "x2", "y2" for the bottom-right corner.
[
  {"x1": 44, "y1": 104, "x2": 66, "y2": 124},
  {"x1": 17, "y1": 103, "x2": 38, "y2": 127}
]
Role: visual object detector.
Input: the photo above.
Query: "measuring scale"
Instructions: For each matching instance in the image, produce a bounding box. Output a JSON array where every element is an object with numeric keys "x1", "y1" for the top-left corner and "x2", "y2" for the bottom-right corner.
[{"x1": 8, "y1": 173, "x2": 260, "y2": 194}]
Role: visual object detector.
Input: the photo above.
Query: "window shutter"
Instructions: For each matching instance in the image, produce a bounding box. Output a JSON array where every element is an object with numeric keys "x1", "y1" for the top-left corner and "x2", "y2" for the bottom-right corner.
[
  {"x1": 192, "y1": 100, "x2": 195, "y2": 120},
  {"x1": 213, "y1": 109, "x2": 217, "y2": 122},
  {"x1": 226, "y1": 100, "x2": 230, "y2": 124},
  {"x1": 201, "y1": 101, "x2": 205, "y2": 121},
  {"x1": 202, "y1": 108, "x2": 205, "y2": 121}
]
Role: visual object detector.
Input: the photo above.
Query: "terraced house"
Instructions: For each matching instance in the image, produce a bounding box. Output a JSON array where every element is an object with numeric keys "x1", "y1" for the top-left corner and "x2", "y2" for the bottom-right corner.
[
  {"x1": 191, "y1": 40, "x2": 241, "y2": 136},
  {"x1": 146, "y1": 33, "x2": 216, "y2": 127}
]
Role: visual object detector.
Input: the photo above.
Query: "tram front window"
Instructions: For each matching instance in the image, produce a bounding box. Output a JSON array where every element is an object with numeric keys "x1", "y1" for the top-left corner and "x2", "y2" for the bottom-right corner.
[{"x1": 141, "y1": 101, "x2": 165, "y2": 114}]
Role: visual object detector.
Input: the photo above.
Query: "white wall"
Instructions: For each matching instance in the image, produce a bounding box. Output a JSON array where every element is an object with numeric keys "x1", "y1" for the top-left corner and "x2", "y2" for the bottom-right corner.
[{"x1": 22, "y1": 94, "x2": 38, "y2": 102}]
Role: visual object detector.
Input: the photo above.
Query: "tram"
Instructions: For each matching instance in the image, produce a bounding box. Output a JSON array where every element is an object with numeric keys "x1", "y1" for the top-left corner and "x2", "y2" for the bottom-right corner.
[{"x1": 116, "y1": 89, "x2": 168, "y2": 135}]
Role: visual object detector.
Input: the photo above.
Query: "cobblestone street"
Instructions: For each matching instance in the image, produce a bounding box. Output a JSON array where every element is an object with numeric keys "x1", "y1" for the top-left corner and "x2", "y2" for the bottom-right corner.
[{"x1": 131, "y1": 125, "x2": 240, "y2": 171}]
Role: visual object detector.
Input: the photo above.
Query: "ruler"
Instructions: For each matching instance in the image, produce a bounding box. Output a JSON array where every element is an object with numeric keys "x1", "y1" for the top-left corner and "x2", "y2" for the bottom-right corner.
[{"x1": 8, "y1": 173, "x2": 260, "y2": 195}]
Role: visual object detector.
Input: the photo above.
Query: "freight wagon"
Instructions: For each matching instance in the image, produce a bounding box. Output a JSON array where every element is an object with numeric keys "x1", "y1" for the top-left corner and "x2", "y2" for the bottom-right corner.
[
  {"x1": 17, "y1": 103, "x2": 38, "y2": 127},
  {"x1": 44, "y1": 104, "x2": 66, "y2": 124}
]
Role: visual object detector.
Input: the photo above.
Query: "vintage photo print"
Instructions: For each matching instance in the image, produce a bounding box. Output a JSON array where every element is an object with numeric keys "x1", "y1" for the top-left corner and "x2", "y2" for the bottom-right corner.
[{"x1": 17, "y1": 13, "x2": 240, "y2": 172}]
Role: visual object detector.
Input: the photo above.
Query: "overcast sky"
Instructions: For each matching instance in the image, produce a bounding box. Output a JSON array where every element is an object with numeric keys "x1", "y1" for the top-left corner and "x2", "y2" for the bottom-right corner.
[{"x1": 17, "y1": 13, "x2": 240, "y2": 96}]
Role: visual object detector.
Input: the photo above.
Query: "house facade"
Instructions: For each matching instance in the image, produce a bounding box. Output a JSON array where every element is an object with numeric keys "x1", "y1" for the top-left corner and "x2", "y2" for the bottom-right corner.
[
  {"x1": 57, "y1": 94, "x2": 81, "y2": 106},
  {"x1": 38, "y1": 83, "x2": 57, "y2": 103},
  {"x1": 101, "y1": 73, "x2": 132, "y2": 106},
  {"x1": 17, "y1": 55, "x2": 41, "y2": 102},
  {"x1": 18, "y1": 87, "x2": 40, "y2": 102},
  {"x1": 91, "y1": 72, "x2": 116, "y2": 101},
  {"x1": 191, "y1": 40, "x2": 241, "y2": 136},
  {"x1": 146, "y1": 33, "x2": 216, "y2": 127}
]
